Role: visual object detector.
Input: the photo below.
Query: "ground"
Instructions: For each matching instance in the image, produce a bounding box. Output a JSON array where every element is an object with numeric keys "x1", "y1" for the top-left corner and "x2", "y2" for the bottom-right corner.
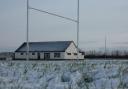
[{"x1": 0, "y1": 59, "x2": 128, "y2": 89}]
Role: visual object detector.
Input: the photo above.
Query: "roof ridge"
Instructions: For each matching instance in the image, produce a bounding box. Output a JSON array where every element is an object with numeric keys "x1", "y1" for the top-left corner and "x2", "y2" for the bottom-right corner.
[{"x1": 24, "y1": 41, "x2": 73, "y2": 43}]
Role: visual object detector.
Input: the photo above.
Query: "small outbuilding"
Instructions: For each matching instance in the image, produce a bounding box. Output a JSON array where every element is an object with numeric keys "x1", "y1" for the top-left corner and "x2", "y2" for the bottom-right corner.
[{"x1": 14, "y1": 41, "x2": 85, "y2": 60}]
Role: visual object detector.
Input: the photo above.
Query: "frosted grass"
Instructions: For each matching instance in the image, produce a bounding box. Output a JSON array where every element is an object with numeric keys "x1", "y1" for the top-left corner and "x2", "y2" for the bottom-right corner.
[{"x1": 0, "y1": 59, "x2": 128, "y2": 89}]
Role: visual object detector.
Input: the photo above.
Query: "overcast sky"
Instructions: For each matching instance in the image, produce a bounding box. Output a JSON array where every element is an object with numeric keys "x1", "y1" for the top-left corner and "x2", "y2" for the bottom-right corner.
[{"x1": 0, "y1": 0, "x2": 128, "y2": 52}]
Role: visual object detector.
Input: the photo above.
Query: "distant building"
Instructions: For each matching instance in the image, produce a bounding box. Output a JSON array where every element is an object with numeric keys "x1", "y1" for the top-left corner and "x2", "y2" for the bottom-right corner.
[{"x1": 14, "y1": 41, "x2": 85, "y2": 60}]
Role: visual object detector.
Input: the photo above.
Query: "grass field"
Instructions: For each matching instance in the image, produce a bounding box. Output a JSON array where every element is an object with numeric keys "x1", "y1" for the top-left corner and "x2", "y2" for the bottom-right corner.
[{"x1": 0, "y1": 59, "x2": 128, "y2": 89}]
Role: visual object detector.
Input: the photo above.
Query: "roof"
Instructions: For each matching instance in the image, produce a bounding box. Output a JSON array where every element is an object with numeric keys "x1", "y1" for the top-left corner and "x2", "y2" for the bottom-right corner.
[{"x1": 15, "y1": 41, "x2": 73, "y2": 52}]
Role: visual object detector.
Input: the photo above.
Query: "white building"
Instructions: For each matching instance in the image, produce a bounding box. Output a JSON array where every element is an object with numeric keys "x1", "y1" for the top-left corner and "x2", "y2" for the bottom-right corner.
[{"x1": 14, "y1": 41, "x2": 85, "y2": 60}]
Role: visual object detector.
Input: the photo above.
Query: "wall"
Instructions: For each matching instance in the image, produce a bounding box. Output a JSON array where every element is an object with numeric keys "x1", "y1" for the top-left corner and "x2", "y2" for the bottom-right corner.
[
  {"x1": 65, "y1": 42, "x2": 84, "y2": 59},
  {"x1": 15, "y1": 52, "x2": 38, "y2": 59},
  {"x1": 40, "y1": 52, "x2": 65, "y2": 59},
  {"x1": 15, "y1": 52, "x2": 65, "y2": 60}
]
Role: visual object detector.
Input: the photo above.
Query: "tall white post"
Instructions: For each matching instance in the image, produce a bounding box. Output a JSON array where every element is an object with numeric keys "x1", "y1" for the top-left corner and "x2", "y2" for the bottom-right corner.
[
  {"x1": 26, "y1": 0, "x2": 29, "y2": 60},
  {"x1": 77, "y1": 0, "x2": 80, "y2": 60}
]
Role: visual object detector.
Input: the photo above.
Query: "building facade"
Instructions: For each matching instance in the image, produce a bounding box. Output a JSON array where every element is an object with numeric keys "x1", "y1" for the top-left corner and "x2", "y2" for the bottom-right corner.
[{"x1": 15, "y1": 41, "x2": 85, "y2": 60}]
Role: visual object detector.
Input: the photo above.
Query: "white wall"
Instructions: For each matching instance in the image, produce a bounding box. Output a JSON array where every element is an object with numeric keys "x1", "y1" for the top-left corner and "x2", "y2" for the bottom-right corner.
[
  {"x1": 78, "y1": 52, "x2": 85, "y2": 59},
  {"x1": 15, "y1": 52, "x2": 65, "y2": 60},
  {"x1": 15, "y1": 52, "x2": 38, "y2": 59},
  {"x1": 40, "y1": 52, "x2": 65, "y2": 59},
  {"x1": 65, "y1": 42, "x2": 84, "y2": 59},
  {"x1": 39, "y1": 53, "x2": 44, "y2": 59}
]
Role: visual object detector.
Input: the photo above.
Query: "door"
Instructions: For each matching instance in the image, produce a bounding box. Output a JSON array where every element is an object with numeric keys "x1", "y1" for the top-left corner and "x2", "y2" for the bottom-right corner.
[
  {"x1": 44, "y1": 53, "x2": 50, "y2": 59},
  {"x1": 38, "y1": 53, "x2": 40, "y2": 59}
]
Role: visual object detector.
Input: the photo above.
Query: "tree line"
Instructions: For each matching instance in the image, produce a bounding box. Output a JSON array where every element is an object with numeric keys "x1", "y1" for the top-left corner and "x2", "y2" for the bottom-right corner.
[{"x1": 85, "y1": 50, "x2": 128, "y2": 59}]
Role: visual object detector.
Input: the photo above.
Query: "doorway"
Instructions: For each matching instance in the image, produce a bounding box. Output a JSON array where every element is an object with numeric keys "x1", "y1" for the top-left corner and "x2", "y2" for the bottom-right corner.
[
  {"x1": 38, "y1": 53, "x2": 40, "y2": 59},
  {"x1": 44, "y1": 53, "x2": 50, "y2": 59}
]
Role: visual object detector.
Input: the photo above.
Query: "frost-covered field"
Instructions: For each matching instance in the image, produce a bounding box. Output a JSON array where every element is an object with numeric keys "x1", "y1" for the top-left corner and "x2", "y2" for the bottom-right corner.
[{"x1": 0, "y1": 59, "x2": 128, "y2": 89}]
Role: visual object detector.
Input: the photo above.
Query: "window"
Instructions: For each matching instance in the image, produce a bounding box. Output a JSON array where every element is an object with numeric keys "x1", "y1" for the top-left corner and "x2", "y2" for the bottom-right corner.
[
  {"x1": 67, "y1": 53, "x2": 71, "y2": 55},
  {"x1": 74, "y1": 53, "x2": 77, "y2": 55},
  {"x1": 32, "y1": 53, "x2": 35, "y2": 55},
  {"x1": 20, "y1": 53, "x2": 23, "y2": 55},
  {"x1": 54, "y1": 53, "x2": 60, "y2": 58}
]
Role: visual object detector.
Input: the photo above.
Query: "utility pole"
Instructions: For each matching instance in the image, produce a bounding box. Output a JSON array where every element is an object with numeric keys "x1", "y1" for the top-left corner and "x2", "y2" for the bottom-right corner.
[
  {"x1": 77, "y1": 0, "x2": 80, "y2": 60},
  {"x1": 26, "y1": 0, "x2": 29, "y2": 60}
]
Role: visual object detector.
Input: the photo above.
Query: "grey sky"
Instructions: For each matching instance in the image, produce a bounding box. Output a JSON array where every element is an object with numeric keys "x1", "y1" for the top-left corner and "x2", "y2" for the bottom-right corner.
[{"x1": 0, "y1": 0, "x2": 128, "y2": 52}]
